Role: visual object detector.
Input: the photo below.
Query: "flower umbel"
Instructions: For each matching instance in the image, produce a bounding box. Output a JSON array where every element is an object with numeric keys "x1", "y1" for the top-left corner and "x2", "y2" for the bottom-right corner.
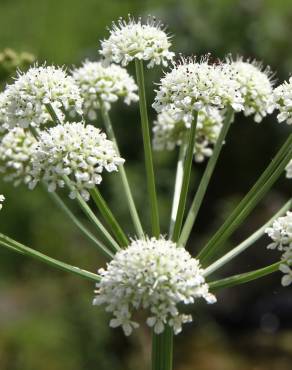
[
  {"x1": 93, "y1": 237, "x2": 216, "y2": 336},
  {"x1": 153, "y1": 108, "x2": 223, "y2": 162},
  {"x1": 152, "y1": 57, "x2": 244, "y2": 126},
  {"x1": 0, "y1": 127, "x2": 36, "y2": 186},
  {"x1": 266, "y1": 211, "x2": 292, "y2": 286},
  {"x1": 100, "y1": 16, "x2": 174, "y2": 68},
  {"x1": 274, "y1": 77, "x2": 292, "y2": 125},
  {"x1": 72, "y1": 61, "x2": 138, "y2": 120},
  {"x1": 29, "y1": 122, "x2": 124, "y2": 200},
  {"x1": 3, "y1": 65, "x2": 83, "y2": 129},
  {"x1": 228, "y1": 58, "x2": 274, "y2": 122}
]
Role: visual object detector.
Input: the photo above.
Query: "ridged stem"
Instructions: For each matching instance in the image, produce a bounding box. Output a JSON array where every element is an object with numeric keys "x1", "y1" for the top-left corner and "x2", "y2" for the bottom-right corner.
[
  {"x1": 135, "y1": 59, "x2": 160, "y2": 237},
  {"x1": 179, "y1": 107, "x2": 234, "y2": 245},
  {"x1": 47, "y1": 189, "x2": 113, "y2": 259},
  {"x1": 89, "y1": 187, "x2": 129, "y2": 247},
  {"x1": 100, "y1": 104, "x2": 144, "y2": 238},
  {"x1": 0, "y1": 233, "x2": 101, "y2": 282},
  {"x1": 172, "y1": 112, "x2": 198, "y2": 242},
  {"x1": 198, "y1": 134, "x2": 292, "y2": 264},
  {"x1": 204, "y1": 199, "x2": 292, "y2": 276},
  {"x1": 152, "y1": 326, "x2": 173, "y2": 370},
  {"x1": 169, "y1": 135, "x2": 188, "y2": 237}
]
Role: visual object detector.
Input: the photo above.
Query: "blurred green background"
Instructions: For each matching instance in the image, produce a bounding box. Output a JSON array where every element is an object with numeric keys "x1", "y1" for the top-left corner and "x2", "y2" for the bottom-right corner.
[{"x1": 0, "y1": 0, "x2": 292, "y2": 369}]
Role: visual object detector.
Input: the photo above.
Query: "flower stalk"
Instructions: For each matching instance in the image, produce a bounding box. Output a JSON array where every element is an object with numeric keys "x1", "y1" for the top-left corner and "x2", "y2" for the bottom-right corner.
[
  {"x1": 135, "y1": 59, "x2": 160, "y2": 237},
  {"x1": 0, "y1": 233, "x2": 101, "y2": 282},
  {"x1": 198, "y1": 133, "x2": 292, "y2": 264},
  {"x1": 100, "y1": 103, "x2": 144, "y2": 238},
  {"x1": 89, "y1": 187, "x2": 129, "y2": 247},
  {"x1": 179, "y1": 107, "x2": 234, "y2": 245},
  {"x1": 171, "y1": 112, "x2": 198, "y2": 242}
]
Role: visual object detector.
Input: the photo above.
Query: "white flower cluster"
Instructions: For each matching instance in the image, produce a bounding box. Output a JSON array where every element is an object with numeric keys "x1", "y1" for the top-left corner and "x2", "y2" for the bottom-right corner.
[
  {"x1": 0, "y1": 128, "x2": 36, "y2": 186},
  {"x1": 0, "y1": 92, "x2": 9, "y2": 132},
  {"x1": 153, "y1": 108, "x2": 223, "y2": 162},
  {"x1": 72, "y1": 61, "x2": 138, "y2": 120},
  {"x1": 229, "y1": 59, "x2": 274, "y2": 122},
  {"x1": 274, "y1": 77, "x2": 292, "y2": 124},
  {"x1": 153, "y1": 58, "x2": 244, "y2": 126},
  {"x1": 0, "y1": 194, "x2": 4, "y2": 210},
  {"x1": 266, "y1": 211, "x2": 292, "y2": 286},
  {"x1": 29, "y1": 122, "x2": 124, "y2": 201},
  {"x1": 2, "y1": 65, "x2": 83, "y2": 129},
  {"x1": 93, "y1": 237, "x2": 216, "y2": 336},
  {"x1": 100, "y1": 16, "x2": 174, "y2": 68}
]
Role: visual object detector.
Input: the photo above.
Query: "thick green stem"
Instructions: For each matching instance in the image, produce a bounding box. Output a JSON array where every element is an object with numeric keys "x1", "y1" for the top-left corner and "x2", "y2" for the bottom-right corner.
[
  {"x1": 0, "y1": 233, "x2": 101, "y2": 283},
  {"x1": 100, "y1": 105, "x2": 144, "y2": 238},
  {"x1": 198, "y1": 134, "x2": 292, "y2": 264},
  {"x1": 89, "y1": 187, "x2": 129, "y2": 247},
  {"x1": 47, "y1": 189, "x2": 113, "y2": 259},
  {"x1": 204, "y1": 199, "x2": 292, "y2": 276},
  {"x1": 179, "y1": 108, "x2": 234, "y2": 245},
  {"x1": 135, "y1": 59, "x2": 160, "y2": 237},
  {"x1": 152, "y1": 326, "x2": 173, "y2": 370},
  {"x1": 63, "y1": 176, "x2": 120, "y2": 252},
  {"x1": 169, "y1": 135, "x2": 188, "y2": 237},
  {"x1": 208, "y1": 262, "x2": 281, "y2": 291},
  {"x1": 172, "y1": 112, "x2": 198, "y2": 242}
]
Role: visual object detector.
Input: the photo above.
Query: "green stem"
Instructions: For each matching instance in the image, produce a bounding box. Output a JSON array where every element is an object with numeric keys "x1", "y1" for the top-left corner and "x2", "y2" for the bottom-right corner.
[
  {"x1": 89, "y1": 187, "x2": 129, "y2": 247},
  {"x1": 204, "y1": 199, "x2": 292, "y2": 276},
  {"x1": 45, "y1": 103, "x2": 62, "y2": 124},
  {"x1": 152, "y1": 326, "x2": 173, "y2": 370},
  {"x1": 208, "y1": 262, "x2": 281, "y2": 291},
  {"x1": 63, "y1": 176, "x2": 120, "y2": 252},
  {"x1": 100, "y1": 104, "x2": 144, "y2": 238},
  {"x1": 0, "y1": 233, "x2": 101, "y2": 283},
  {"x1": 47, "y1": 189, "x2": 113, "y2": 259},
  {"x1": 198, "y1": 134, "x2": 292, "y2": 264},
  {"x1": 169, "y1": 135, "x2": 188, "y2": 237},
  {"x1": 179, "y1": 108, "x2": 234, "y2": 245},
  {"x1": 172, "y1": 112, "x2": 198, "y2": 242},
  {"x1": 135, "y1": 59, "x2": 160, "y2": 237}
]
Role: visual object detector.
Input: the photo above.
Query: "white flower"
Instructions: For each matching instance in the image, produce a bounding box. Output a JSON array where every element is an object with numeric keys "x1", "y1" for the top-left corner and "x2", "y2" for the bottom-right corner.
[
  {"x1": 0, "y1": 194, "x2": 4, "y2": 210},
  {"x1": 228, "y1": 58, "x2": 274, "y2": 122},
  {"x1": 0, "y1": 92, "x2": 9, "y2": 133},
  {"x1": 266, "y1": 211, "x2": 292, "y2": 251},
  {"x1": 100, "y1": 16, "x2": 174, "y2": 68},
  {"x1": 266, "y1": 211, "x2": 292, "y2": 286},
  {"x1": 93, "y1": 237, "x2": 216, "y2": 336},
  {"x1": 274, "y1": 77, "x2": 292, "y2": 124},
  {"x1": 0, "y1": 128, "x2": 36, "y2": 186},
  {"x1": 152, "y1": 57, "x2": 244, "y2": 126},
  {"x1": 3, "y1": 65, "x2": 83, "y2": 129},
  {"x1": 29, "y1": 121, "x2": 124, "y2": 201},
  {"x1": 72, "y1": 61, "x2": 138, "y2": 120},
  {"x1": 286, "y1": 160, "x2": 292, "y2": 179},
  {"x1": 153, "y1": 108, "x2": 223, "y2": 162}
]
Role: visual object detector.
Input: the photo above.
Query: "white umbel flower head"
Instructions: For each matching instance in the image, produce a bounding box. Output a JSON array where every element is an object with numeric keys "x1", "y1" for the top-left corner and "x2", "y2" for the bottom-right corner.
[
  {"x1": 72, "y1": 61, "x2": 138, "y2": 120},
  {"x1": 153, "y1": 108, "x2": 223, "y2": 162},
  {"x1": 0, "y1": 194, "x2": 4, "y2": 210},
  {"x1": 274, "y1": 77, "x2": 292, "y2": 124},
  {"x1": 153, "y1": 57, "x2": 244, "y2": 126},
  {"x1": 3, "y1": 65, "x2": 83, "y2": 129},
  {"x1": 0, "y1": 128, "x2": 36, "y2": 186},
  {"x1": 100, "y1": 16, "x2": 174, "y2": 68},
  {"x1": 228, "y1": 58, "x2": 274, "y2": 122},
  {"x1": 266, "y1": 211, "x2": 292, "y2": 286},
  {"x1": 29, "y1": 122, "x2": 124, "y2": 200},
  {"x1": 93, "y1": 237, "x2": 216, "y2": 336}
]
